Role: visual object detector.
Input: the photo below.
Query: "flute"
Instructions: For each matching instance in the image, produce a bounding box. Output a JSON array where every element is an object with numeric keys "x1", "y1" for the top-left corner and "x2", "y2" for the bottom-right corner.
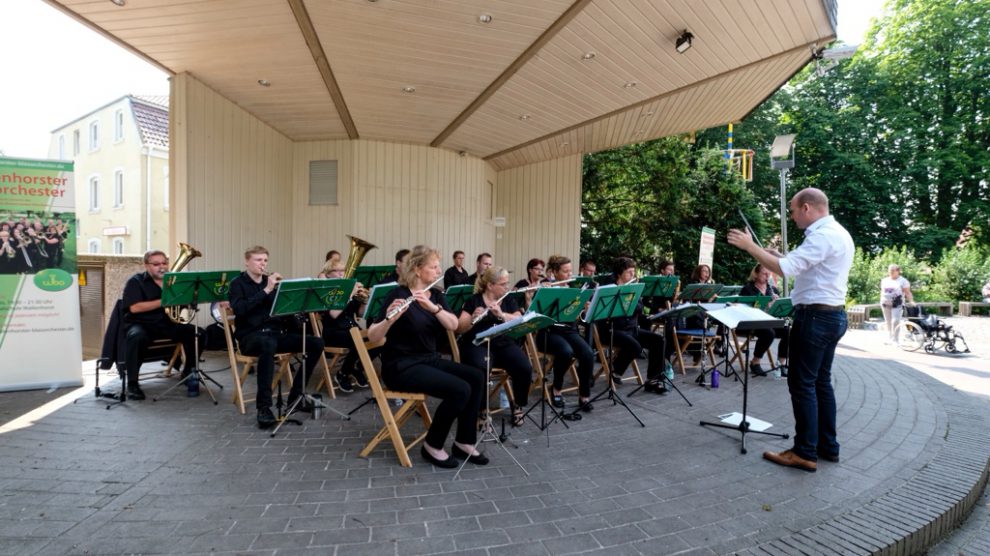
[
  {"x1": 514, "y1": 278, "x2": 576, "y2": 294},
  {"x1": 470, "y1": 289, "x2": 515, "y2": 325},
  {"x1": 385, "y1": 275, "x2": 444, "y2": 320}
]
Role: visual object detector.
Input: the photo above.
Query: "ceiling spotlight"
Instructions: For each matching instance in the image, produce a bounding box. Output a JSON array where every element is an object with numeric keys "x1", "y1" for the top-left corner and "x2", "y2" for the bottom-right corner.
[
  {"x1": 519, "y1": 114, "x2": 531, "y2": 121},
  {"x1": 478, "y1": 14, "x2": 493, "y2": 24},
  {"x1": 257, "y1": 79, "x2": 271, "y2": 87},
  {"x1": 675, "y1": 30, "x2": 693, "y2": 54},
  {"x1": 110, "y1": 0, "x2": 126, "y2": 5},
  {"x1": 402, "y1": 86, "x2": 416, "y2": 93},
  {"x1": 623, "y1": 81, "x2": 637, "y2": 89},
  {"x1": 582, "y1": 52, "x2": 596, "y2": 60}
]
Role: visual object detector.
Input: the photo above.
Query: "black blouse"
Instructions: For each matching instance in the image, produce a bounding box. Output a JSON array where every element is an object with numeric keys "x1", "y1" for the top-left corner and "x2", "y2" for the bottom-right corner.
[
  {"x1": 459, "y1": 293, "x2": 521, "y2": 348},
  {"x1": 378, "y1": 286, "x2": 450, "y2": 370}
]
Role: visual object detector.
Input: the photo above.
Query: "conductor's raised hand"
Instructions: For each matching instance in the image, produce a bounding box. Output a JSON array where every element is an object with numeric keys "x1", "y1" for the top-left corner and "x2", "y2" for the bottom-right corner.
[{"x1": 726, "y1": 228, "x2": 755, "y2": 251}]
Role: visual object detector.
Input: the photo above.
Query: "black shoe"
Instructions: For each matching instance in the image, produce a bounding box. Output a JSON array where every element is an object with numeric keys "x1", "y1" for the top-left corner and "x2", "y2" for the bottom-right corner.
[
  {"x1": 451, "y1": 445, "x2": 490, "y2": 466},
  {"x1": 749, "y1": 363, "x2": 768, "y2": 377},
  {"x1": 351, "y1": 371, "x2": 369, "y2": 389},
  {"x1": 578, "y1": 400, "x2": 594, "y2": 412},
  {"x1": 819, "y1": 452, "x2": 840, "y2": 463},
  {"x1": 780, "y1": 368, "x2": 789, "y2": 378},
  {"x1": 126, "y1": 385, "x2": 146, "y2": 401},
  {"x1": 610, "y1": 372, "x2": 623, "y2": 386},
  {"x1": 257, "y1": 407, "x2": 277, "y2": 428},
  {"x1": 421, "y1": 446, "x2": 458, "y2": 468},
  {"x1": 644, "y1": 380, "x2": 668, "y2": 395},
  {"x1": 551, "y1": 394, "x2": 565, "y2": 408},
  {"x1": 336, "y1": 372, "x2": 354, "y2": 393}
]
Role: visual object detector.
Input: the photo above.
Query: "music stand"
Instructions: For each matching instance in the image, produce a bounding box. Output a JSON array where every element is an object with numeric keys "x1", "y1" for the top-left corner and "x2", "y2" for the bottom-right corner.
[
  {"x1": 351, "y1": 265, "x2": 396, "y2": 288},
  {"x1": 269, "y1": 277, "x2": 354, "y2": 435},
  {"x1": 523, "y1": 287, "x2": 593, "y2": 431},
  {"x1": 675, "y1": 284, "x2": 724, "y2": 386},
  {"x1": 444, "y1": 285, "x2": 474, "y2": 315},
  {"x1": 640, "y1": 303, "x2": 703, "y2": 406},
  {"x1": 766, "y1": 298, "x2": 793, "y2": 376},
  {"x1": 571, "y1": 276, "x2": 597, "y2": 289},
  {"x1": 155, "y1": 270, "x2": 238, "y2": 404},
  {"x1": 579, "y1": 283, "x2": 647, "y2": 425},
  {"x1": 698, "y1": 304, "x2": 789, "y2": 453}
]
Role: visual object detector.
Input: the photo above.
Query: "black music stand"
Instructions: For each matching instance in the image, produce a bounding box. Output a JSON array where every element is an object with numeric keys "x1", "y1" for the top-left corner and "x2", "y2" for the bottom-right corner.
[
  {"x1": 155, "y1": 270, "x2": 237, "y2": 404},
  {"x1": 638, "y1": 303, "x2": 702, "y2": 406},
  {"x1": 699, "y1": 305, "x2": 789, "y2": 453},
  {"x1": 522, "y1": 287, "x2": 593, "y2": 432},
  {"x1": 579, "y1": 283, "x2": 647, "y2": 426},
  {"x1": 674, "y1": 284, "x2": 724, "y2": 386},
  {"x1": 269, "y1": 277, "x2": 354, "y2": 435},
  {"x1": 766, "y1": 298, "x2": 793, "y2": 376},
  {"x1": 444, "y1": 285, "x2": 474, "y2": 316}
]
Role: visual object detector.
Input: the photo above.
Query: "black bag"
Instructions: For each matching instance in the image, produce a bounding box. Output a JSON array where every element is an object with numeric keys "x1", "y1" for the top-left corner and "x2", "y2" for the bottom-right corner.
[{"x1": 204, "y1": 323, "x2": 228, "y2": 351}]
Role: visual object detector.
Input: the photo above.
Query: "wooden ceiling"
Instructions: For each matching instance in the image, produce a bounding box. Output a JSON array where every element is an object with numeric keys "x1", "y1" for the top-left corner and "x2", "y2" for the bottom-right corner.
[{"x1": 48, "y1": 0, "x2": 836, "y2": 170}]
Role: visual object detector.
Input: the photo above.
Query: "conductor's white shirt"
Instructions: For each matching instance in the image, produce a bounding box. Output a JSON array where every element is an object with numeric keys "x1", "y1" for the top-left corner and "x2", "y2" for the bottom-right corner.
[{"x1": 778, "y1": 215, "x2": 854, "y2": 307}]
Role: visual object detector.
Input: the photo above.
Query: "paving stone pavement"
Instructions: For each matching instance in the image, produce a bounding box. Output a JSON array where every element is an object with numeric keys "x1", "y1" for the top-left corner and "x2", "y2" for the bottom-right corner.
[{"x1": 1, "y1": 322, "x2": 988, "y2": 556}]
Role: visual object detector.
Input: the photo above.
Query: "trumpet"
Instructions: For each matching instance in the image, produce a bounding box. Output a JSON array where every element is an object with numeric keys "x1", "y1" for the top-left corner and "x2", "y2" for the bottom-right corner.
[{"x1": 385, "y1": 276, "x2": 444, "y2": 320}]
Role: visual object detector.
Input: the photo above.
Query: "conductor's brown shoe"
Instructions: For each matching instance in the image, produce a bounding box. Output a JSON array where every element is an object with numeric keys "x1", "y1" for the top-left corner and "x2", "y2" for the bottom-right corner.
[{"x1": 763, "y1": 449, "x2": 817, "y2": 473}]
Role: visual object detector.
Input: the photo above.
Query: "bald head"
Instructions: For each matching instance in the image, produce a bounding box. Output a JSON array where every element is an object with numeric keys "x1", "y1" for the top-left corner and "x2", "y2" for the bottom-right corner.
[
  {"x1": 792, "y1": 188, "x2": 829, "y2": 212},
  {"x1": 789, "y1": 188, "x2": 830, "y2": 229}
]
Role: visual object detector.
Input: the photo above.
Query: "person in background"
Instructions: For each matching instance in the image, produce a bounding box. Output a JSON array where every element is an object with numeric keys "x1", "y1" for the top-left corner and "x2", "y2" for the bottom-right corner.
[
  {"x1": 880, "y1": 264, "x2": 913, "y2": 344},
  {"x1": 444, "y1": 250, "x2": 471, "y2": 289},
  {"x1": 982, "y1": 279, "x2": 990, "y2": 303},
  {"x1": 466, "y1": 252, "x2": 493, "y2": 286},
  {"x1": 691, "y1": 264, "x2": 713, "y2": 284},
  {"x1": 740, "y1": 263, "x2": 788, "y2": 376},
  {"x1": 579, "y1": 259, "x2": 597, "y2": 277},
  {"x1": 383, "y1": 248, "x2": 410, "y2": 284},
  {"x1": 318, "y1": 259, "x2": 373, "y2": 393}
]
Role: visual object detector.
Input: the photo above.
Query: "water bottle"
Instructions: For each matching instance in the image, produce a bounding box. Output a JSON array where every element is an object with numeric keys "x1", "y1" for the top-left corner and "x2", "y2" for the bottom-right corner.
[
  {"x1": 711, "y1": 368, "x2": 719, "y2": 389},
  {"x1": 772, "y1": 368, "x2": 781, "y2": 380},
  {"x1": 664, "y1": 361, "x2": 675, "y2": 381},
  {"x1": 186, "y1": 373, "x2": 199, "y2": 397},
  {"x1": 499, "y1": 390, "x2": 510, "y2": 411}
]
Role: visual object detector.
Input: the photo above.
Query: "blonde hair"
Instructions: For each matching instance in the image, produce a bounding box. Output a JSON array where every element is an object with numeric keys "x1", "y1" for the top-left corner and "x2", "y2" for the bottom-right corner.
[
  {"x1": 399, "y1": 245, "x2": 440, "y2": 288},
  {"x1": 475, "y1": 266, "x2": 509, "y2": 294},
  {"x1": 319, "y1": 259, "x2": 345, "y2": 277},
  {"x1": 546, "y1": 255, "x2": 571, "y2": 276}
]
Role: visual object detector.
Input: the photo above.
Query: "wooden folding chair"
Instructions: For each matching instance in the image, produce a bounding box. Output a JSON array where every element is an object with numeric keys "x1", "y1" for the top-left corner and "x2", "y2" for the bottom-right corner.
[
  {"x1": 351, "y1": 327, "x2": 432, "y2": 468},
  {"x1": 449, "y1": 329, "x2": 513, "y2": 415},
  {"x1": 591, "y1": 326, "x2": 644, "y2": 386},
  {"x1": 672, "y1": 325, "x2": 718, "y2": 375},
  {"x1": 523, "y1": 332, "x2": 579, "y2": 401},
  {"x1": 219, "y1": 306, "x2": 295, "y2": 415},
  {"x1": 308, "y1": 313, "x2": 346, "y2": 399}
]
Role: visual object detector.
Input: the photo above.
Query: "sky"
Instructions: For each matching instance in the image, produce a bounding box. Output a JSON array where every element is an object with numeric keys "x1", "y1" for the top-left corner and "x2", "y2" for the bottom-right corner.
[{"x1": 0, "y1": 0, "x2": 886, "y2": 160}]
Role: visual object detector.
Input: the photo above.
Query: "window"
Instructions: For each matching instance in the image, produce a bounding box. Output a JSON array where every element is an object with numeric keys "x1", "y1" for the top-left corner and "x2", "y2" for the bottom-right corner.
[
  {"x1": 58, "y1": 135, "x2": 65, "y2": 160},
  {"x1": 87, "y1": 239, "x2": 101, "y2": 253},
  {"x1": 112, "y1": 238, "x2": 124, "y2": 254},
  {"x1": 89, "y1": 120, "x2": 99, "y2": 151},
  {"x1": 113, "y1": 170, "x2": 124, "y2": 208},
  {"x1": 114, "y1": 109, "x2": 125, "y2": 142},
  {"x1": 89, "y1": 176, "x2": 100, "y2": 211},
  {"x1": 308, "y1": 160, "x2": 338, "y2": 205},
  {"x1": 73, "y1": 130, "x2": 80, "y2": 155},
  {"x1": 163, "y1": 167, "x2": 169, "y2": 210}
]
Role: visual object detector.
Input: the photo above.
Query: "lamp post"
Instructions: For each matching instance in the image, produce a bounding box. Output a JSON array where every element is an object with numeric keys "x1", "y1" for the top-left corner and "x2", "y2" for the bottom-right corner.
[{"x1": 770, "y1": 134, "x2": 796, "y2": 296}]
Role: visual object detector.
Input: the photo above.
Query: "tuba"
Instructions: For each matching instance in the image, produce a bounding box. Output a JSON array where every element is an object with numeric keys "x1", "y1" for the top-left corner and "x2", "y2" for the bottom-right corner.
[
  {"x1": 343, "y1": 235, "x2": 376, "y2": 302},
  {"x1": 165, "y1": 242, "x2": 203, "y2": 324}
]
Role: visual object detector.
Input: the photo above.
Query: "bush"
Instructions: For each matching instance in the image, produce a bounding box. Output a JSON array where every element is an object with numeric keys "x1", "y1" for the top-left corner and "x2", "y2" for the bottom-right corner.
[
  {"x1": 927, "y1": 244, "x2": 990, "y2": 302},
  {"x1": 846, "y1": 246, "x2": 928, "y2": 305}
]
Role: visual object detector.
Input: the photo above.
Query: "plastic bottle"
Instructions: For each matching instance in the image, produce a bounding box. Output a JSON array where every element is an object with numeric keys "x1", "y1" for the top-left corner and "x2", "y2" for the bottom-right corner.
[
  {"x1": 186, "y1": 373, "x2": 199, "y2": 397},
  {"x1": 711, "y1": 368, "x2": 719, "y2": 389},
  {"x1": 499, "y1": 390, "x2": 510, "y2": 410}
]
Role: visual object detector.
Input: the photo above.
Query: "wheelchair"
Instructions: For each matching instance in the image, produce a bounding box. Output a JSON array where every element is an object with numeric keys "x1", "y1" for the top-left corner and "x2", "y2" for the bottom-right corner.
[{"x1": 894, "y1": 305, "x2": 970, "y2": 354}]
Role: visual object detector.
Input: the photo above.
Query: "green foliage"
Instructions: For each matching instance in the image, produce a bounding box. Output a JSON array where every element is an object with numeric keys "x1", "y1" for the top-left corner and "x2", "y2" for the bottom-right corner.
[
  {"x1": 847, "y1": 246, "x2": 928, "y2": 304},
  {"x1": 928, "y1": 244, "x2": 990, "y2": 302}
]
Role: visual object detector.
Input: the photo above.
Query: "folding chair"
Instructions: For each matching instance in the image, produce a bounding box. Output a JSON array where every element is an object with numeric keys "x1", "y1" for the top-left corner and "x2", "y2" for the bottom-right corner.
[
  {"x1": 523, "y1": 332, "x2": 580, "y2": 401},
  {"x1": 351, "y1": 327, "x2": 432, "y2": 468},
  {"x1": 219, "y1": 306, "x2": 295, "y2": 415},
  {"x1": 591, "y1": 326, "x2": 644, "y2": 386},
  {"x1": 672, "y1": 325, "x2": 718, "y2": 375},
  {"x1": 308, "y1": 313, "x2": 346, "y2": 400}
]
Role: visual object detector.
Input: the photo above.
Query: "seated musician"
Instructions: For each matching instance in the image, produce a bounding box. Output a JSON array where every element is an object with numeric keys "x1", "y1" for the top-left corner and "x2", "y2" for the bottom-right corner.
[
  {"x1": 456, "y1": 266, "x2": 533, "y2": 427},
  {"x1": 229, "y1": 245, "x2": 325, "y2": 429},
  {"x1": 640, "y1": 259, "x2": 676, "y2": 329},
  {"x1": 514, "y1": 258, "x2": 545, "y2": 308},
  {"x1": 579, "y1": 259, "x2": 597, "y2": 277},
  {"x1": 538, "y1": 255, "x2": 595, "y2": 411},
  {"x1": 739, "y1": 263, "x2": 789, "y2": 376},
  {"x1": 383, "y1": 248, "x2": 409, "y2": 284},
  {"x1": 466, "y1": 252, "x2": 493, "y2": 286},
  {"x1": 368, "y1": 245, "x2": 488, "y2": 468},
  {"x1": 318, "y1": 259, "x2": 374, "y2": 392},
  {"x1": 443, "y1": 250, "x2": 471, "y2": 289},
  {"x1": 683, "y1": 263, "x2": 717, "y2": 366},
  {"x1": 121, "y1": 249, "x2": 202, "y2": 400},
  {"x1": 598, "y1": 257, "x2": 669, "y2": 395}
]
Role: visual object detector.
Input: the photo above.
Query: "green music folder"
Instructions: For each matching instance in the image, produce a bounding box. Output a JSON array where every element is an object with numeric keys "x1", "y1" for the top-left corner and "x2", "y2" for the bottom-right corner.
[
  {"x1": 444, "y1": 285, "x2": 474, "y2": 314},
  {"x1": 766, "y1": 297, "x2": 794, "y2": 318},
  {"x1": 352, "y1": 265, "x2": 396, "y2": 287},
  {"x1": 162, "y1": 270, "x2": 239, "y2": 307},
  {"x1": 677, "y1": 283, "x2": 723, "y2": 303},
  {"x1": 529, "y1": 287, "x2": 593, "y2": 323},
  {"x1": 363, "y1": 281, "x2": 399, "y2": 321},
  {"x1": 472, "y1": 311, "x2": 555, "y2": 345},
  {"x1": 270, "y1": 278, "x2": 354, "y2": 317},
  {"x1": 585, "y1": 283, "x2": 645, "y2": 323},
  {"x1": 640, "y1": 275, "x2": 679, "y2": 298}
]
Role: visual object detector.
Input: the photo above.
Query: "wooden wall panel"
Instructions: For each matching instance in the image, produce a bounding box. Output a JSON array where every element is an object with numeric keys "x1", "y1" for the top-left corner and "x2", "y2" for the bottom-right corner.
[
  {"x1": 170, "y1": 73, "x2": 294, "y2": 274},
  {"x1": 494, "y1": 155, "x2": 582, "y2": 279}
]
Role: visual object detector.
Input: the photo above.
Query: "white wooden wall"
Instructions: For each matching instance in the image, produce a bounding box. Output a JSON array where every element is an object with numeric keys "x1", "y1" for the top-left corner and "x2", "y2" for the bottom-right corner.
[{"x1": 494, "y1": 155, "x2": 583, "y2": 278}]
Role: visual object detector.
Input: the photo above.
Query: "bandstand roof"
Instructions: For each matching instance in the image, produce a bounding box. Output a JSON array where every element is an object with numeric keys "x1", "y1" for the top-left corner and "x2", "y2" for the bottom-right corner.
[{"x1": 48, "y1": 0, "x2": 836, "y2": 170}]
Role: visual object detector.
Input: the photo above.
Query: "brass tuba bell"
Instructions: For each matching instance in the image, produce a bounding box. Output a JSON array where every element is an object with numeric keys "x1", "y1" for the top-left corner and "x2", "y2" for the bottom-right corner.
[
  {"x1": 165, "y1": 242, "x2": 203, "y2": 324},
  {"x1": 343, "y1": 235, "x2": 376, "y2": 302}
]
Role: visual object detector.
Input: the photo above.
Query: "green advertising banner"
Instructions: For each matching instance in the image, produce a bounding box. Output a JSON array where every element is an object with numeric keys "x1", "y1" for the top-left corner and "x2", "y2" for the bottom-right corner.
[{"x1": 0, "y1": 156, "x2": 82, "y2": 391}]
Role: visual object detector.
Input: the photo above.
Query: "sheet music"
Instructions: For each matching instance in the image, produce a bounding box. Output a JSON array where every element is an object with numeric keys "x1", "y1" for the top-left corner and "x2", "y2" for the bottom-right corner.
[
  {"x1": 704, "y1": 304, "x2": 779, "y2": 329},
  {"x1": 473, "y1": 311, "x2": 550, "y2": 345},
  {"x1": 362, "y1": 281, "x2": 398, "y2": 320}
]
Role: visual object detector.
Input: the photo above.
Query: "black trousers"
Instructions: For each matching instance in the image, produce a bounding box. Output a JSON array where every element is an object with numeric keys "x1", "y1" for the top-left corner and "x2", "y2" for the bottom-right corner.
[
  {"x1": 538, "y1": 328, "x2": 594, "y2": 398},
  {"x1": 322, "y1": 327, "x2": 381, "y2": 377},
  {"x1": 601, "y1": 326, "x2": 666, "y2": 381},
  {"x1": 123, "y1": 321, "x2": 201, "y2": 384},
  {"x1": 239, "y1": 331, "x2": 325, "y2": 410},
  {"x1": 748, "y1": 328, "x2": 790, "y2": 360},
  {"x1": 384, "y1": 357, "x2": 485, "y2": 449},
  {"x1": 460, "y1": 340, "x2": 533, "y2": 407}
]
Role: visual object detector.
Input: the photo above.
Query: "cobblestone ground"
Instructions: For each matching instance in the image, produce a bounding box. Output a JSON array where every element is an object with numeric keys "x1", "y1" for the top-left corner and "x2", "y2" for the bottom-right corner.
[{"x1": 0, "y1": 315, "x2": 987, "y2": 556}]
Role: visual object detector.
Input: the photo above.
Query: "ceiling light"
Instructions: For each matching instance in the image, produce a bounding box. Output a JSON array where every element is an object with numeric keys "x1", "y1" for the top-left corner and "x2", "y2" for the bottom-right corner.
[
  {"x1": 257, "y1": 79, "x2": 271, "y2": 87},
  {"x1": 478, "y1": 14, "x2": 493, "y2": 24},
  {"x1": 559, "y1": 142, "x2": 569, "y2": 148},
  {"x1": 675, "y1": 30, "x2": 693, "y2": 54},
  {"x1": 519, "y1": 114, "x2": 531, "y2": 121},
  {"x1": 623, "y1": 81, "x2": 637, "y2": 89},
  {"x1": 640, "y1": 111, "x2": 654, "y2": 117},
  {"x1": 110, "y1": 0, "x2": 126, "y2": 5},
  {"x1": 582, "y1": 52, "x2": 596, "y2": 60},
  {"x1": 402, "y1": 86, "x2": 416, "y2": 93}
]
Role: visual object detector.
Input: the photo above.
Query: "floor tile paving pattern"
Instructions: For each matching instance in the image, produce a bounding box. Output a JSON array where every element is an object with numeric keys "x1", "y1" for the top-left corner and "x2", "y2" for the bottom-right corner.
[{"x1": 1, "y1": 323, "x2": 988, "y2": 555}]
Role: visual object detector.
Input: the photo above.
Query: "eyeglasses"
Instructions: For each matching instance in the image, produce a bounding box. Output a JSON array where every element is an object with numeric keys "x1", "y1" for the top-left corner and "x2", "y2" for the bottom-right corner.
[{"x1": 148, "y1": 261, "x2": 168, "y2": 266}]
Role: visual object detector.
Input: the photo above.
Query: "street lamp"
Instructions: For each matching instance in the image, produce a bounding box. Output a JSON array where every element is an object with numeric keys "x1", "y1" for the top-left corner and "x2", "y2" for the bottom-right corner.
[{"x1": 770, "y1": 134, "x2": 796, "y2": 295}]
